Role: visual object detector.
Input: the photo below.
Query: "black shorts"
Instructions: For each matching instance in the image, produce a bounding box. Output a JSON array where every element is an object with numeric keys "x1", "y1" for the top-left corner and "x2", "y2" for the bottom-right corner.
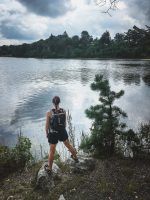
[{"x1": 47, "y1": 129, "x2": 68, "y2": 144}]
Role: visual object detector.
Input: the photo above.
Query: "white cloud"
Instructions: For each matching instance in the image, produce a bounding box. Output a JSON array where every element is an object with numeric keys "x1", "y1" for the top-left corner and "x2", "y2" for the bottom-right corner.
[
  {"x1": 48, "y1": 0, "x2": 138, "y2": 38},
  {"x1": 118, "y1": 1, "x2": 127, "y2": 10},
  {"x1": 0, "y1": 0, "x2": 50, "y2": 42},
  {"x1": 0, "y1": 0, "x2": 149, "y2": 45}
]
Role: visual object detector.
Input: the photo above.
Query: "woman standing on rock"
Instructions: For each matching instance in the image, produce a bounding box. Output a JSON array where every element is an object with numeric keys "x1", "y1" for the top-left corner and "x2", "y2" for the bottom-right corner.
[{"x1": 45, "y1": 96, "x2": 78, "y2": 174}]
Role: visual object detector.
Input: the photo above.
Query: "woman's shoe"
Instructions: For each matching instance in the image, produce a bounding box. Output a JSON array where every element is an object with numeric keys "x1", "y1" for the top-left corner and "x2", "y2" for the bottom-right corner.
[
  {"x1": 44, "y1": 164, "x2": 52, "y2": 175},
  {"x1": 71, "y1": 155, "x2": 79, "y2": 163}
]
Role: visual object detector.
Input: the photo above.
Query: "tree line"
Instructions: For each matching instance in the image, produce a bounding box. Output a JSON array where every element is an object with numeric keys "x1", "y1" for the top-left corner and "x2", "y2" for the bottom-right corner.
[{"x1": 0, "y1": 25, "x2": 150, "y2": 58}]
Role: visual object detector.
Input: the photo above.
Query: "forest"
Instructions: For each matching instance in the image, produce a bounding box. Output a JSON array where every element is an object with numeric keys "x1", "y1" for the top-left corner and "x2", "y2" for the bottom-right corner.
[{"x1": 0, "y1": 25, "x2": 150, "y2": 58}]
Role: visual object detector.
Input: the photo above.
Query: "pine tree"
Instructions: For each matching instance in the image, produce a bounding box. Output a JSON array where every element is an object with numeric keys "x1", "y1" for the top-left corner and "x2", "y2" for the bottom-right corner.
[{"x1": 85, "y1": 74, "x2": 127, "y2": 155}]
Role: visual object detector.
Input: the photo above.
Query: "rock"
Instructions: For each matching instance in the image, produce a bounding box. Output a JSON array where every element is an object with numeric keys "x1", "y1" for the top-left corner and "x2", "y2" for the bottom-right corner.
[
  {"x1": 77, "y1": 150, "x2": 93, "y2": 157},
  {"x1": 124, "y1": 144, "x2": 133, "y2": 158},
  {"x1": 7, "y1": 196, "x2": 14, "y2": 200},
  {"x1": 36, "y1": 161, "x2": 61, "y2": 191},
  {"x1": 36, "y1": 153, "x2": 95, "y2": 190},
  {"x1": 58, "y1": 194, "x2": 66, "y2": 200},
  {"x1": 66, "y1": 153, "x2": 96, "y2": 173}
]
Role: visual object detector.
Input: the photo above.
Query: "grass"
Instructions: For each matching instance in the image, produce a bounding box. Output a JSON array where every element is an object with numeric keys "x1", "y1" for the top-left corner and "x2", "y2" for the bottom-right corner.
[
  {"x1": 0, "y1": 156, "x2": 150, "y2": 200},
  {"x1": 97, "y1": 178, "x2": 116, "y2": 194},
  {"x1": 121, "y1": 167, "x2": 134, "y2": 178},
  {"x1": 125, "y1": 181, "x2": 140, "y2": 195},
  {"x1": 48, "y1": 175, "x2": 86, "y2": 200}
]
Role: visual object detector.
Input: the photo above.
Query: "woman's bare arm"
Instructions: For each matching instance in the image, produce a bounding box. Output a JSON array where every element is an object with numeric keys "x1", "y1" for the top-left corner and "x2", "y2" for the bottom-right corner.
[
  {"x1": 45, "y1": 112, "x2": 51, "y2": 137},
  {"x1": 65, "y1": 110, "x2": 67, "y2": 128}
]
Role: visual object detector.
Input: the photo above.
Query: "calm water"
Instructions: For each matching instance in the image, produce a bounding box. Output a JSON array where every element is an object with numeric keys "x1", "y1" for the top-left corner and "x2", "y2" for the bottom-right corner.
[{"x1": 0, "y1": 57, "x2": 150, "y2": 156}]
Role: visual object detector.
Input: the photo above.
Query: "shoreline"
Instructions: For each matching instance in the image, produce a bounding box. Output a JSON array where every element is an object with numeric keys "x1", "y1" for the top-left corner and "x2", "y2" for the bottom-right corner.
[
  {"x1": 0, "y1": 156, "x2": 150, "y2": 200},
  {"x1": 0, "y1": 56, "x2": 150, "y2": 60}
]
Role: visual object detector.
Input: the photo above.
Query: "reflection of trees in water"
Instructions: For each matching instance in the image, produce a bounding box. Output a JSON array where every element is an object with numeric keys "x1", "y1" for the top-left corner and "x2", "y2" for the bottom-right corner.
[
  {"x1": 120, "y1": 64, "x2": 143, "y2": 67},
  {"x1": 112, "y1": 61, "x2": 150, "y2": 86},
  {"x1": 122, "y1": 73, "x2": 140, "y2": 85},
  {"x1": 142, "y1": 74, "x2": 150, "y2": 86},
  {"x1": 80, "y1": 63, "x2": 110, "y2": 85},
  {"x1": 112, "y1": 71, "x2": 122, "y2": 82},
  {"x1": 112, "y1": 70, "x2": 141, "y2": 85},
  {"x1": 80, "y1": 68, "x2": 91, "y2": 85},
  {"x1": 46, "y1": 70, "x2": 71, "y2": 83}
]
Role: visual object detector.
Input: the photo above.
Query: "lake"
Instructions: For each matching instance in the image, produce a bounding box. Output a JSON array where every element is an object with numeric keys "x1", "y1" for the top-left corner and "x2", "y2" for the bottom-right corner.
[{"x1": 0, "y1": 57, "x2": 150, "y2": 157}]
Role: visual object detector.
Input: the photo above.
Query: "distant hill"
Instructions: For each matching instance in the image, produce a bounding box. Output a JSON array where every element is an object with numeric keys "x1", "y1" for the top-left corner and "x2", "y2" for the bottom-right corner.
[{"x1": 0, "y1": 26, "x2": 150, "y2": 59}]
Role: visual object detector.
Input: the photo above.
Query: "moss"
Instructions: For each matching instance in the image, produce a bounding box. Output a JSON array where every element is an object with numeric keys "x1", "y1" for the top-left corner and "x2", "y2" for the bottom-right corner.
[
  {"x1": 121, "y1": 167, "x2": 134, "y2": 178},
  {"x1": 30, "y1": 161, "x2": 43, "y2": 187},
  {"x1": 125, "y1": 182, "x2": 139, "y2": 194},
  {"x1": 13, "y1": 185, "x2": 26, "y2": 193},
  {"x1": 144, "y1": 176, "x2": 150, "y2": 183},
  {"x1": 20, "y1": 181, "x2": 28, "y2": 187},
  {"x1": 7, "y1": 188, "x2": 16, "y2": 195},
  {"x1": 0, "y1": 190, "x2": 4, "y2": 197},
  {"x1": 97, "y1": 179, "x2": 115, "y2": 194},
  {"x1": 54, "y1": 159, "x2": 70, "y2": 173},
  {"x1": 24, "y1": 191, "x2": 44, "y2": 200},
  {"x1": 48, "y1": 175, "x2": 86, "y2": 200}
]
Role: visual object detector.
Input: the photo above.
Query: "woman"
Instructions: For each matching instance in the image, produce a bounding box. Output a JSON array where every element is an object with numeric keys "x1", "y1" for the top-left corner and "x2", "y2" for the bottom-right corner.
[{"x1": 45, "y1": 96, "x2": 78, "y2": 174}]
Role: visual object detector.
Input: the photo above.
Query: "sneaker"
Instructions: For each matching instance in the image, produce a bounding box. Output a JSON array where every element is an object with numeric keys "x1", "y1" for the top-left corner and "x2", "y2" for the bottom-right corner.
[
  {"x1": 71, "y1": 155, "x2": 79, "y2": 163},
  {"x1": 44, "y1": 164, "x2": 52, "y2": 175}
]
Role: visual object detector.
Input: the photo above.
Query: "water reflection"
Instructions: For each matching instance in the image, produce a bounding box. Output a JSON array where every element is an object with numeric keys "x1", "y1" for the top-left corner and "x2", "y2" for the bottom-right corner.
[
  {"x1": 122, "y1": 73, "x2": 140, "y2": 85},
  {"x1": 10, "y1": 87, "x2": 65, "y2": 126},
  {"x1": 80, "y1": 68, "x2": 91, "y2": 85},
  {"x1": 0, "y1": 58, "x2": 150, "y2": 150},
  {"x1": 142, "y1": 74, "x2": 150, "y2": 86}
]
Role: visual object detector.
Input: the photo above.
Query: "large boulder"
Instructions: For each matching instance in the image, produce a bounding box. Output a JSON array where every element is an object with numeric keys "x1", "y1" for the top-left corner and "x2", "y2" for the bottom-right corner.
[
  {"x1": 66, "y1": 152, "x2": 96, "y2": 173},
  {"x1": 36, "y1": 152, "x2": 96, "y2": 191},
  {"x1": 36, "y1": 161, "x2": 61, "y2": 191}
]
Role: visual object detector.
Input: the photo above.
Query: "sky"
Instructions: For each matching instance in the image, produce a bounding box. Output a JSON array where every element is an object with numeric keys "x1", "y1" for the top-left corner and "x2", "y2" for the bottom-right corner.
[{"x1": 0, "y1": 0, "x2": 150, "y2": 46}]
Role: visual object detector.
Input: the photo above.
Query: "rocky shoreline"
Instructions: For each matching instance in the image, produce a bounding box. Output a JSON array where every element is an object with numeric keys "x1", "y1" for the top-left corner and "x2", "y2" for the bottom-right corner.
[{"x1": 0, "y1": 154, "x2": 150, "y2": 200}]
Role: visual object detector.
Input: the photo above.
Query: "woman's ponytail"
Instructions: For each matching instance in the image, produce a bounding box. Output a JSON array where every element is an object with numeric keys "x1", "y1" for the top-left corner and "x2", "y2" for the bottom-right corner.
[{"x1": 52, "y1": 96, "x2": 60, "y2": 110}]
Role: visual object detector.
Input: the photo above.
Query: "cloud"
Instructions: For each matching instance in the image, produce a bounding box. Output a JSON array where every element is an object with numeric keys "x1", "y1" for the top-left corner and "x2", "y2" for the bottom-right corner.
[
  {"x1": 0, "y1": 0, "x2": 149, "y2": 45},
  {"x1": 0, "y1": 0, "x2": 74, "y2": 42},
  {"x1": 125, "y1": 0, "x2": 150, "y2": 25},
  {"x1": 0, "y1": 0, "x2": 50, "y2": 42},
  {"x1": 0, "y1": 20, "x2": 37, "y2": 40},
  {"x1": 16, "y1": 0, "x2": 73, "y2": 17},
  {"x1": 55, "y1": 0, "x2": 137, "y2": 38}
]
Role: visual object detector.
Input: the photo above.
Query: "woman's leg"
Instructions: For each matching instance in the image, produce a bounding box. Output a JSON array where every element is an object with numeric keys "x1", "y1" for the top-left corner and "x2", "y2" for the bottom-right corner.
[
  {"x1": 63, "y1": 139, "x2": 78, "y2": 159},
  {"x1": 48, "y1": 144, "x2": 56, "y2": 170}
]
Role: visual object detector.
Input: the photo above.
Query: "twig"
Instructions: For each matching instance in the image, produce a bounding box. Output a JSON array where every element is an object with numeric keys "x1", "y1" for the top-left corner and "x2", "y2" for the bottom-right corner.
[{"x1": 95, "y1": 0, "x2": 119, "y2": 16}]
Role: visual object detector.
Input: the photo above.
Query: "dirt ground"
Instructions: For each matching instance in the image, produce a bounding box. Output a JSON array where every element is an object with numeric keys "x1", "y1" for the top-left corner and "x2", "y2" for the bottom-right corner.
[{"x1": 0, "y1": 157, "x2": 150, "y2": 200}]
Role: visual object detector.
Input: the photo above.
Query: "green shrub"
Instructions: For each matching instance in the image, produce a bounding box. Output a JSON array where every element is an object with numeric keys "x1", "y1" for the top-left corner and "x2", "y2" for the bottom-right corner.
[
  {"x1": 79, "y1": 134, "x2": 92, "y2": 151},
  {"x1": 0, "y1": 135, "x2": 33, "y2": 178},
  {"x1": 133, "y1": 122, "x2": 150, "y2": 158},
  {"x1": 12, "y1": 135, "x2": 32, "y2": 167}
]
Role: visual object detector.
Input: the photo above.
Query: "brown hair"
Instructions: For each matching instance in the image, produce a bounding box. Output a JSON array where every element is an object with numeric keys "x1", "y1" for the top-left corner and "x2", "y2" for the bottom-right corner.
[{"x1": 52, "y1": 96, "x2": 60, "y2": 109}]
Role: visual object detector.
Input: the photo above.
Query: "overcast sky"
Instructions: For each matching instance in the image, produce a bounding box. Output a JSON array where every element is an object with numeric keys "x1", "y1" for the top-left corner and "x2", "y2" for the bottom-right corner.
[{"x1": 0, "y1": 0, "x2": 149, "y2": 45}]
